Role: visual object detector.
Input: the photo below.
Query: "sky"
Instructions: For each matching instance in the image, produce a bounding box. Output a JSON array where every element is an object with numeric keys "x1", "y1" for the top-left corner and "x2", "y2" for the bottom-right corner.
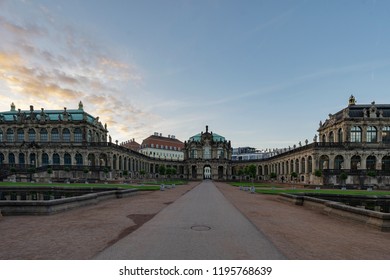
[{"x1": 1, "y1": 0, "x2": 390, "y2": 149}]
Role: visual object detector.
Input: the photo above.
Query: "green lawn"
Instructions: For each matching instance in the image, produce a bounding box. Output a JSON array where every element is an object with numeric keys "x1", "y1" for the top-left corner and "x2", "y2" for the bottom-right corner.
[
  {"x1": 254, "y1": 188, "x2": 390, "y2": 196},
  {"x1": 229, "y1": 182, "x2": 284, "y2": 188},
  {"x1": 0, "y1": 181, "x2": 181, "y2": 191}
]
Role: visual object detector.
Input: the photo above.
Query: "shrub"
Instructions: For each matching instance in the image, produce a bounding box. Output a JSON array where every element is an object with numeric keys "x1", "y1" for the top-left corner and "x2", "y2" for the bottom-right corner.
[
  {"x1": 339, "y1": 172, "x2": 348, "y2": 181},
  {"x1": 314, "y1": 169, "x2": 322, "y2": 177},
  {"x1": 367, "y1": 170, "x2": 377, "y2": 177}
]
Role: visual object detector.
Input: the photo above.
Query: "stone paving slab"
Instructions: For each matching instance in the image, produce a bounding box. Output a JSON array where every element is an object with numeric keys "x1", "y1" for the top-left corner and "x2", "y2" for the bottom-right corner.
[
  {"x1": 0, "y1": 181, "x2": 389, "y2": 259},
  {"x1": 94, "y1": 180, "x2": 285, "y2": 260}
]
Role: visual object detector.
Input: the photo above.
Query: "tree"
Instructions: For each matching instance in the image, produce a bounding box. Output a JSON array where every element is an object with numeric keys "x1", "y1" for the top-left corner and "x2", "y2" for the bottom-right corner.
[
  {"x1": 237, "y1": 169, "x2": 244, "y2": 181},
  {"x1": 166, "y1": 167, "x2": 173, "y2": 178},
  {"x1": 291, "y1": 172, "x2": 298, "y2": 181},
  {"x1": 339, "y1": 172, "x2": 348, "y2": 187},
  {"x1": 270, "y1": 172, "x2": 277, "y2": 180},
  {"x1": 158, "y1": 165, "x2": 166, "y2": 180},
  {"x1": 247, "y1": 164, "x2": 257, "y2": 180}
]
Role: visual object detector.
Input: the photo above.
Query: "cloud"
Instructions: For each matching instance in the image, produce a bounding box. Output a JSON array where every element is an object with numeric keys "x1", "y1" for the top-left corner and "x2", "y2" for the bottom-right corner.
[{"x1": 0, "y1": 1, "x2": 154, "y2": 141}]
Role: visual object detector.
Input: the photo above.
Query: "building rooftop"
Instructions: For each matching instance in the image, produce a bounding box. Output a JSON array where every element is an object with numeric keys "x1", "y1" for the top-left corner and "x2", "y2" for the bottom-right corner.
[{"x1": 0, "y1": 102, "x2": 104, "y2": 128}]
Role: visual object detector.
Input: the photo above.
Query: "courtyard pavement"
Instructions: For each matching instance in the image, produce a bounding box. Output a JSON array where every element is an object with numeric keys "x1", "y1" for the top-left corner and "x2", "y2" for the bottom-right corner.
[
  {"x1": 0, "y1": 181, "x2": 389, "y2": 259},
  {"x1": 94, "y1": 180, "x2": 285, "y2": 260}
]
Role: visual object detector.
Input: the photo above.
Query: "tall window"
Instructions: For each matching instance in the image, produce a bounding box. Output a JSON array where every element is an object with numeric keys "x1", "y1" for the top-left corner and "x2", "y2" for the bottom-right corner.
[
  {"x1": 217, "y1": 148, "x2": 224, "y2": 159},
  {"x1": 74, "y1": 128, "x2": 82, "y2": 142},
  {"x1": 338, "y1": 128, "x2": 343, "y2": 143},
  {"x1": 350, "y1": 126, "x2": 362, "y2": 142},
  {"x1": 28, "y1": 129, "x2": 36, "y2": 142},
  {"x1": 42, "y1": 153, "x2": 49, "y2": 165},
  {"x1": 75, "y1": 153, "x2": 83, "y2": 165},
  {"x1": 9, "y1": 153, "x2": 15, "y2": 164},
  {"x1": 0, "y1": 153, "x2": 4, "y2": 164},
  {"x1": 0, "y1": 129, "x2": 3, "y2": 142},
  {"x1": 18, "y1": 153, "x2": 25, "y2": 164},
  {"x1": 382, "y1": 126, "x2": 390, "y2": 143},
  {"x1": 366, "y1": 126, "x2": 377, "y2": 143},
  {"x1": 51, "y1": 128, "x2": 59, "y2": 142},
  {"x1": 17, "y1": 128, "x2": 24, "y2": 142},
  {"x1": 7, "y1": 128, "x2": 14, "y2": 142},
  {"x1": 382, "y1": 156, "x2": 390, "y2": 171},
  {"x1": 301, "y1": 158, "x2": 306, "y2": 173},
  {"x1": 203, "y1": 146, "x2": 211, "y2": 159},
  {"x1": 62, "y1": 128, "x2": 70, "y2": 142},
  {"x1": 40, "y1": 128, "x2": 48, "y2": 142},
  {"x1": 190, "y1": 149, "x2": 197, "y2": 159},
  {"x1": 334, "y1": 155, "x2": 344, "y2": 170},
  {"x1": 351, "y1": 155, "x2": 361, "y2": 170},
  {"x1": 64, "y1": 153, "x2": 71, "y2": 165},
  {"x1": 87, "y1": 130, "x2": 92, "y2": 142},
  {"x1": 366, "y1": 156, "x2": 376, "y2": 170},
  {"x1": 53, "y1": 153, "x2": 60, "y2": 165},
  {"x1": 329, "y1": 131, "x2": 334, "y2": 143}
]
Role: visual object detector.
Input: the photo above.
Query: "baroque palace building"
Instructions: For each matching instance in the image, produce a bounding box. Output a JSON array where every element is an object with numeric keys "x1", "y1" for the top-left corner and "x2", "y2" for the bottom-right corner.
[{"x1": 1, "y1": 96, "x2": 390, "y2": 187}]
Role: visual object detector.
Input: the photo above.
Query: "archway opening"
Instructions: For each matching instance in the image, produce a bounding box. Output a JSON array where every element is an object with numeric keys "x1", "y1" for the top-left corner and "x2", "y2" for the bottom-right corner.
[{"x1": 203, "y1": 165, "x2": 211, "y2": 179}]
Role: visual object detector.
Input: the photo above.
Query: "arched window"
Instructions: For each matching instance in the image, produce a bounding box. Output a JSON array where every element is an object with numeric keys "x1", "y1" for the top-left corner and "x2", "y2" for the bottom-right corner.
[
  {"x1": 17, "y1": 128, "x2": 24, "y2": 142},
  {"x1": 382, "y1": 156, "x2": 390, "y2": 171},
  {"x1": 113, "y1": 155, "x2": 117, "y2": 170},
  {"x1": 87, "y1": 130, "x2": 92, "y2": 142},
  {"x1": 295, "y1": 159, "x2": 299, "y2": 173},
  {"x1": 319, "y1": 155, "x2": 329, "y2": 170},
  {"x1": 338, "y1": 128, "x2": 343, "y2": 143},
  {"x1": 382, "y1": 126, "x2": 390, "y2": 143},
  {"x1": 42, "y1": 153, "x2": 49, "y2": 165},
  {"x1": 29, "y1": 153, "x2": 36, "y2": 165},
  {"x1": 301, "y1": 158, "x2": 306, "y2": 173},
  {"x1": 75, "y1": 153, "x2": 83, "y2": 165},
  {"x1": 334, "y1": 155, "x2": 344, "y2": 170},
  {"x1": 62, "y1": 128, "x2": 70, "y2": 142},
  {"x1": 64, "y1": 153, "x2": 71, "y2": 165},
  {"x1": 28, "y1": 129, "x2": 36, "y2": 142},
  {"x1": 74, "y1": 128, "x2": 82, "y2": 142},
  {"x1": 190, "y1": 149, "x2": 197, "y2": 159},
  {"x1": 308, "y1": 156, "x2": 313, "y2": 173},
  {"x1": 119, "y1": 156, "x2": 123, "y2": 170},
  {"x1": 366, "y1": 156, "x2": 376, "y2": 170},
  {"x1": 290, "y1": 160, "x2": 294, "y2": 173},
  {"x1": 7, "y1": 128, "x2": 14, "y2": 142},
  {"x1": 322, "y1": 134, "x2": 326, "y2": 143},
  {"x1": 40, "y1": 128, "x2": 48, "y2": 142},
  {"x1": 51, "y1": 128, "x2": 59, "y2": 142},
  {"x1": 18, "y1": 153, "x2": 25, "y2": 164},
  {"x1": 203, "y1": 146, "x2": 211, "y2": 159},
  {"x1": 9, "y1": 153, "x2": 15, "y2": 164},
  {"x1": 351, "y1": 155, "x2": 361, "y2": 170},
  {"x1": 53, "y1": 153, "x2": 60, "y2": 165},
  {"x1": 350, "y1": 126, "x2": 362, "y2": 142},
  {"x1": 329, "y1": 131, "x2": 334, "y2": 143},
  {"x1": 0, "y1": 129, "x2": 3, "y2": 142},
  {"x1": 366, "y1": 126, "x2": 377, "y2": 143}
]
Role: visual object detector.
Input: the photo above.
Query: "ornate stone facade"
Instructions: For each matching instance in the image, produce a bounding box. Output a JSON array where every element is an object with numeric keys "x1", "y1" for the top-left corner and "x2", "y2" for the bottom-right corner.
[
  {"x1": 183, "y1": 126, "x2": 232, "y2": 180},
  {"x1": 0, "y1": 102, "x2": 185, "y2": 182},
  {"x1": 1, "y1": 97, "x2": 390, "y2": 187},
  {"x1": 231, "y1": 96, "x2": 390, "y2": 188}
]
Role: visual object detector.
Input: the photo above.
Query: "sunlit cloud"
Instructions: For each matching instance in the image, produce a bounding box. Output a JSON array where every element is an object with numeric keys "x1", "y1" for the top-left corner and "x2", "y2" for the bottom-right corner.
[{"x1": 0, "y1": 1, "x2": 153, "y2": 142}]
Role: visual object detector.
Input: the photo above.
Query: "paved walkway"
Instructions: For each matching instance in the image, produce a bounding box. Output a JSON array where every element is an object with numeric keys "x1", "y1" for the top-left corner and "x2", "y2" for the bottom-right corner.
[{"x1": 94, "y1": 180, "x2": 285, "y2": 260}]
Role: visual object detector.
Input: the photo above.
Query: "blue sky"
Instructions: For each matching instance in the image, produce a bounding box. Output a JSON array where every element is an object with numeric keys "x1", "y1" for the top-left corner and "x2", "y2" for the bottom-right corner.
[{"x1": 1, "y1": 0, "x2": 390, "y2": 149}]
